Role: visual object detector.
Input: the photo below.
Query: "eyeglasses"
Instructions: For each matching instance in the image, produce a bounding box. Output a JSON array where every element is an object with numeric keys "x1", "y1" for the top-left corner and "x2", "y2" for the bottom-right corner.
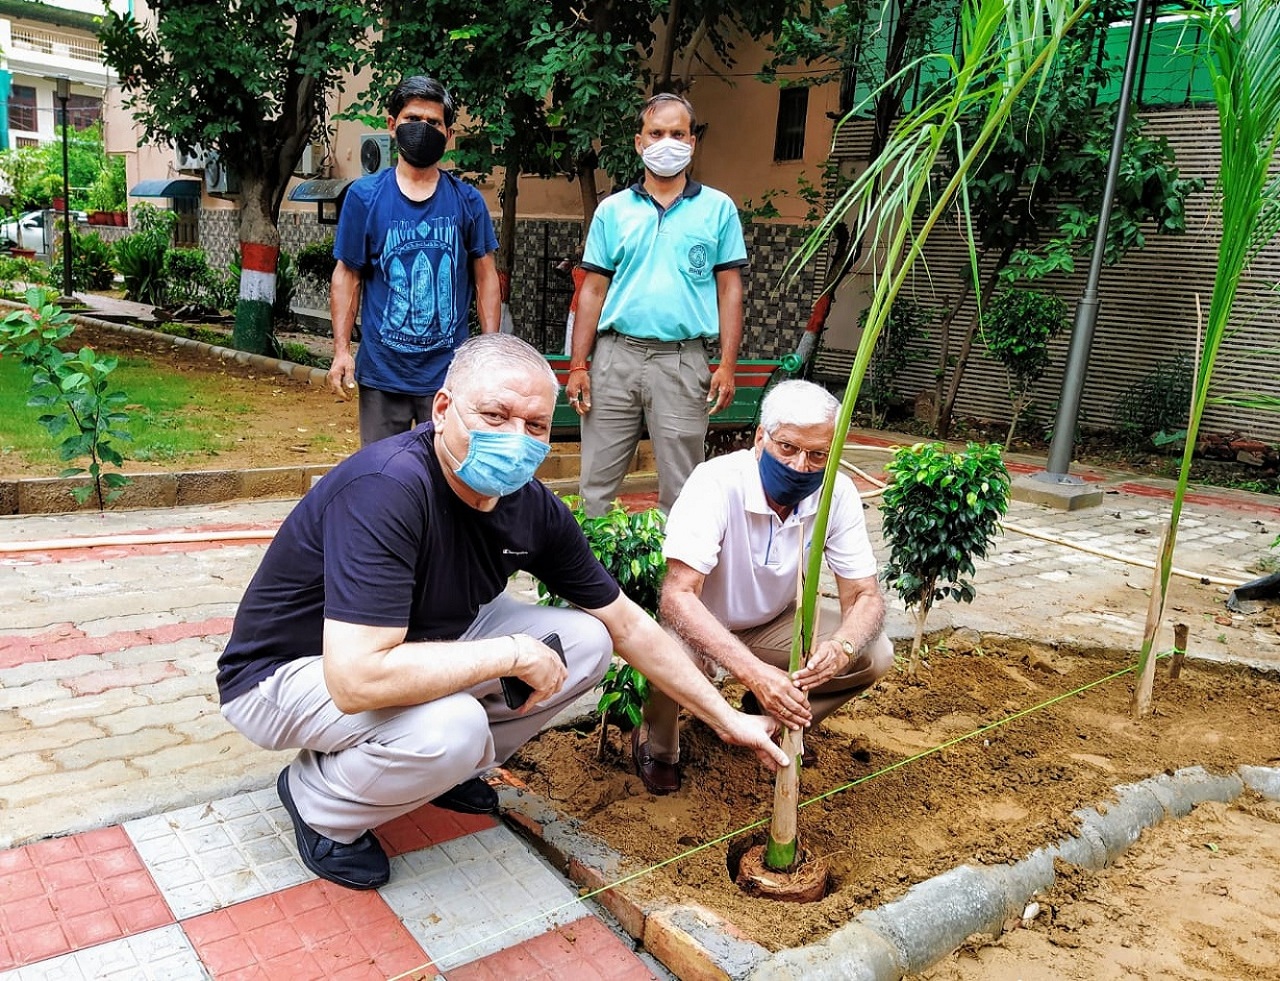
[{"x1": 765, "y1": 433, "x2": 830, "y2": 469}]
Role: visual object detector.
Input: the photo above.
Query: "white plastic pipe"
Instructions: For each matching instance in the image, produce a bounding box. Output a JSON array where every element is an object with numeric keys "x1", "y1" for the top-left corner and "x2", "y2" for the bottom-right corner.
[{"x1": 0, "y1": 529, "x2": 277, "y2": 554}]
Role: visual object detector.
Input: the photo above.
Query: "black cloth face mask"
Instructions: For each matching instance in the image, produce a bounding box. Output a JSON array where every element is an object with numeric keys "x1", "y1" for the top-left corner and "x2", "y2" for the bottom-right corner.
[{"x1": 395, "y1": 121, "x2": 447, "y2": 169}]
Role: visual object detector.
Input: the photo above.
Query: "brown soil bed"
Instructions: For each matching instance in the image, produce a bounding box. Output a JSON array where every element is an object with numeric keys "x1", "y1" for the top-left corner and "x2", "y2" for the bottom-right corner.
[
  {"x1": 3, "y1": 319, "x2": 359, "y2": 477},
  {"x1": 920, "y1": 796, "x2": 1280, "y2": 980},
  {"x1": 507, "y1": 642, "x2": 1280, "y2": 956}
]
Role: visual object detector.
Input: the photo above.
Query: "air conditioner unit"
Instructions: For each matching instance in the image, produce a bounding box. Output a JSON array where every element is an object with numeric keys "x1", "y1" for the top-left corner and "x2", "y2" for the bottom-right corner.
[
  {"x1": 204, "y1": 152, "x2": 241, "y2": 195},
  {"x1": 360, "y1": 134, "x2": 395, "y2": 175},
  {"x1": 293, "y1": 142, "x2": 323, "y2": 178},
  {"x1": 174, "y1": 145, "x2": 207, "y2": 173}
]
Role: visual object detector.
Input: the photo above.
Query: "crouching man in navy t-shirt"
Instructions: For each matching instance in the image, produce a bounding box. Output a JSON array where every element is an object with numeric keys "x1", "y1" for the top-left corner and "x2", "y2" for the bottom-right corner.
[{"x1": 217, "y1": 333, "x2": 788, "y2": 891}]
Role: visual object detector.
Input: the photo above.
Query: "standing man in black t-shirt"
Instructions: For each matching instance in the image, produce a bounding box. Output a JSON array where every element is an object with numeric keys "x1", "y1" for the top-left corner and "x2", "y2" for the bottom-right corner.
[{"x1": 217, "y1": 333, "x2": 787, "y2": 891}]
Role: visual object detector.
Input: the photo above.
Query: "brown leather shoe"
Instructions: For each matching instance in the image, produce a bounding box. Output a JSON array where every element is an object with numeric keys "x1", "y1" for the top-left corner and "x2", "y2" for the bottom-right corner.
[{"x1": 631, "y1": 727, "x2": 680, "y2": 795}]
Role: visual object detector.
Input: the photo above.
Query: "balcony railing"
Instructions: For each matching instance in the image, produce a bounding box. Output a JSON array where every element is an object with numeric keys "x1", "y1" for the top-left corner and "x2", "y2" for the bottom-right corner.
[{"x1": 10, "y1": 26, "x2": 102, "y2": 64}]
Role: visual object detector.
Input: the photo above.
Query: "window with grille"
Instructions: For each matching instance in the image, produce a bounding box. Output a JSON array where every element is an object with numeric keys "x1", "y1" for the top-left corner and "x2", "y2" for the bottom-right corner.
[
  {"x1": 773, "y1": 87, "x2": 809, "y2": 162},
  {"x1": 9, "y1": 85, "x2": 37, "y2": 132},
  {"x1": 56, "y1": 95, "x2": 102, "y2": 131}
]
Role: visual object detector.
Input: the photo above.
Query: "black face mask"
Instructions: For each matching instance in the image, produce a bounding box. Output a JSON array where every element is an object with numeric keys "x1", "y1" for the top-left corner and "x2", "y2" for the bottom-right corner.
[{"x1": 395, "y1": 121, "x2": 447, "y2": 169}]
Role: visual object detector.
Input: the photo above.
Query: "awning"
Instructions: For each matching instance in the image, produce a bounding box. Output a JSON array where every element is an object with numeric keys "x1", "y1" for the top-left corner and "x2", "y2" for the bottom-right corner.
[
  {"x1": 130, "y1": 179, "x2": 203, "y2": 199},
  {"x1": 129, "y1": 179, "x2": 202, "y2": 199},
  {"x1": 289, "y1": 178, "x2": 355, "y2": 225},
  {"x1": 288, "y1": 178, "x2": 354, "y2": 204}
]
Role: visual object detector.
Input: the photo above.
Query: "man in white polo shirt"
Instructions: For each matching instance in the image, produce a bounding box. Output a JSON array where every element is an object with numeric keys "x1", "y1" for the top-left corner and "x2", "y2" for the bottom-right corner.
[{"x1": 632, "y1": 380, "x2": 893, "y2": 794}]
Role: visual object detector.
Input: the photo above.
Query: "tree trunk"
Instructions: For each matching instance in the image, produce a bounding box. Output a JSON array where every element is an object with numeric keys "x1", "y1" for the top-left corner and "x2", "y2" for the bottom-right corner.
[
  {"x1": 232, "y1": 172, "x2": 283, "y2": 356},
  {"x1": 497, "y1": 158, "x2": 519, "y2": 279},
  {"x1": 577, "y1": 154, "x2": 600, "y2": 235},
  {"x1": 906, "y1": 607, "x2": 926, "y2": 686},
  {"x1": 653, "y1": 0, "x2": 682, "y2": 93},
  {"x1": 935, "y1": 247, "x2": 1016, "y2": 439},
  {"x1": 930, "y1": 277, "x2": 974, "y2": 429}
]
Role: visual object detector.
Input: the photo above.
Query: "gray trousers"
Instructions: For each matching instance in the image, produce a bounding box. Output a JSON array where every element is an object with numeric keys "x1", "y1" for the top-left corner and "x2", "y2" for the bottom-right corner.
[
  {"x1": 579, "y1": 331, "x2": 711, "y2": 516},
  {"x1": 221, "y1": 593, "x2": 612, "y2": 842},
  {"x1": 643, "y1": 597, "x2": 895, "y2": 761},
  {"x1": 358, "y1": 387, "x2": 435, "y2": 446}
]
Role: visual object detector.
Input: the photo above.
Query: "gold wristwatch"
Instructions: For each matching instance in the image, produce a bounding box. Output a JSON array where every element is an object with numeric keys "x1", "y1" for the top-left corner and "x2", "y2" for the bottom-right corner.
[{"x1": 837, "y1": 637, "x2": 856, "y2": 658}]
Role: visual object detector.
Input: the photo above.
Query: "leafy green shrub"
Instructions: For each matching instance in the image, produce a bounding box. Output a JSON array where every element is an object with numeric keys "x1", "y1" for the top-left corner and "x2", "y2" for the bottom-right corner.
[
  {"x1": 1113, "y1": 354, "x2": 1193, "y2": 449},
  {"x1": 880, "y1": 441, "x2": 1010, "y2": 678},
  {"x1": 538, "y1": 496, "x2": 666, "y2": 754},
  {"x1": 114, "y1": 234, "x2": 168, "y2": 305},
  {"x1": 67, "y1": 228, "x2": 116, "y2": 290},
  {"x1": 163, "y1": 247, "x2": 234, "y2": 314},
  {"x1": 980, "y1": 288, "x2": 1068, "y2": 444},
  {"x1": 295, "y1": 235, "x2": 336, "y2": 286},
  {"x1": 114, "y1": 203, "x2": 177, "y2": 305}
]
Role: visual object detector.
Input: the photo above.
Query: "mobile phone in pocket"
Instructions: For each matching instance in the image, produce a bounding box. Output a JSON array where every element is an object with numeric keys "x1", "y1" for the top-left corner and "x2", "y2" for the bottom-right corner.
[{"x1": 500, "y1": 633, "x2": 565, "y2": 710}]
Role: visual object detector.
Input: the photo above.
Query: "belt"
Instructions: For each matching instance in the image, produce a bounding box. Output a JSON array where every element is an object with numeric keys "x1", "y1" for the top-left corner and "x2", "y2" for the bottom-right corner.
[{"x1": 602, "y1": 332, "x2": 709, "y2": 351}]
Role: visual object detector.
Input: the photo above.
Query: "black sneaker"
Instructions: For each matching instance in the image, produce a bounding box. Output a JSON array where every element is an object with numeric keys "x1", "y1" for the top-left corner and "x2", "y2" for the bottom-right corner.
[
  {"x1": 276, "y1": 768, "x2": 389, "y2": 890},
  {"x1": 432, "y1": 777, "x2": 499, "y2": 814}
]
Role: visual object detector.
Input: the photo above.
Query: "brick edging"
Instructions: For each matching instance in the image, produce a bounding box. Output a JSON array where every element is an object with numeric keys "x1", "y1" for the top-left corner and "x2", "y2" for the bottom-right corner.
[{"x1": 0, "y1": 465, "x2": 335, "y2": 515}]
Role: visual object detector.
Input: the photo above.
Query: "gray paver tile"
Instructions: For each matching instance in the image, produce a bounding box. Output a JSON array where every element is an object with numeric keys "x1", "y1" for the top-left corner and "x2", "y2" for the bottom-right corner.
[
  {"x1": 124, "y1": 786, "x2": 307, "y2": 919},
  {"x1": 381, "y1": 824, "x2": 581, "y2": 970},
  {"x1": 0, "y1": 925, "x2": 206, "y2": 981}
]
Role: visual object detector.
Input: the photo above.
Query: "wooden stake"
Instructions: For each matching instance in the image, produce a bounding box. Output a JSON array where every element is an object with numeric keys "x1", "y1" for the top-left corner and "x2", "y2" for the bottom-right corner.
[
  {"x1": 1170, "y1": 622, "x2": 1189, "y2": 680},
  {"x1": 1131, "y1": 521, "x2": 1173, "y2": 719}
]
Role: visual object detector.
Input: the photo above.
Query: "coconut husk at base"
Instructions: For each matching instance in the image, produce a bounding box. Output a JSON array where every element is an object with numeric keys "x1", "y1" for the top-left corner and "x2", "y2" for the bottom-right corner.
[{"x1": 735, "y1": 845, "x2": 830, "y2": 903}]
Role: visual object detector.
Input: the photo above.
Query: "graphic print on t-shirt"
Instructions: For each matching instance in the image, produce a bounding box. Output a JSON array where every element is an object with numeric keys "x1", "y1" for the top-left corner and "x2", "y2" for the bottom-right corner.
[{"x1": 380, "y1": 216, "x2": 460, "y2": 354}]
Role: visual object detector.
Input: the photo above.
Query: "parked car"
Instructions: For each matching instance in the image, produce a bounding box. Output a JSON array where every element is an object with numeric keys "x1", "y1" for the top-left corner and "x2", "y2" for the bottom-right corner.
[{"x1": 0, "y1": 209, "x2": 88, "y2": 254}]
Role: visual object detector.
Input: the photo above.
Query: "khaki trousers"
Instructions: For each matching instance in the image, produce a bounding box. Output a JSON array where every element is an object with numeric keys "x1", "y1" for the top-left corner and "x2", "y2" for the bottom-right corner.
[
  {"x1": 643, "y1": 597, "x2": 894, "y2": 761},
  {"x1": 579, "y1": 331, "x2": 711, "y2": 516}
]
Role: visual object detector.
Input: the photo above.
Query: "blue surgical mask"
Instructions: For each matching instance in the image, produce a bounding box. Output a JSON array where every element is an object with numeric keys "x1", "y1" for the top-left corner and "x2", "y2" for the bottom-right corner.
[
  {"x1": 758, "y1": 448, "x2": 824, "y2": 508},
  {"x1": 441, "y1": 404, "x2": 550, "y2": 497}
]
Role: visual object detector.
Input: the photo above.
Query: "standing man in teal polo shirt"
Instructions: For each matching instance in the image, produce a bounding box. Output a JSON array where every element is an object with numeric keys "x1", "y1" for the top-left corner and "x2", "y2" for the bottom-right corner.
[{"x1": 566, "y1": 93, "x2": 748, "y2": 516}]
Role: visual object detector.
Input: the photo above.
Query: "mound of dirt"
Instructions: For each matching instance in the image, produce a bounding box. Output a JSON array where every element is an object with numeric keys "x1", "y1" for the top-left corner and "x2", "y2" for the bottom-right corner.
[{"x1": 507, "y1": 643, "x2": 1280, "y2": 955}]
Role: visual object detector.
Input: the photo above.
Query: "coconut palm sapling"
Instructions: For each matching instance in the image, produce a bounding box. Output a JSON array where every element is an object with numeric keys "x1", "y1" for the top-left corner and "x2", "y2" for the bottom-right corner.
[
  {"x1": 760, "y1": 0, "x2": 1092, "y2": 875},
  {"x1": 1132, "y1": 0, "x2": 1280, "y2": 717}
]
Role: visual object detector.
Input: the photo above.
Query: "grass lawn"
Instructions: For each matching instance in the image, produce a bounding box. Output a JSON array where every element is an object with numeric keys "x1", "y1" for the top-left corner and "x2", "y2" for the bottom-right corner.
[{"x1": 0, "y1": 352, "x2": 254, "y2": 469}]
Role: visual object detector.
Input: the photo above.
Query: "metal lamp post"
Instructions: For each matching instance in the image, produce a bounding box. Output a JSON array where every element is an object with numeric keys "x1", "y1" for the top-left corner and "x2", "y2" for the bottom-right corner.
[
  {"x1": 54, "y1": 75, "x2": 74, "y2": 303},
  {"x1": 1039, "y1": 0, "x2": 1150, "y2": 483}
]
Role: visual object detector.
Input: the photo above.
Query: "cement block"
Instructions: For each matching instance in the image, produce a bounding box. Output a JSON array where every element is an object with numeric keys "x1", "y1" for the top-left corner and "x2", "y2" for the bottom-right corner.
[{"x1": 1011, "y1": 473, "x2": 1105, "y2": 510}]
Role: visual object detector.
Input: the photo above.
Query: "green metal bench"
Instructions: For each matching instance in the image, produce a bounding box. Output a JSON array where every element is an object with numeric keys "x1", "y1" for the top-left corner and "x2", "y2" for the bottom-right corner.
[{"x1": 544, "y1": 355, "x2": 789, "y2": 439}]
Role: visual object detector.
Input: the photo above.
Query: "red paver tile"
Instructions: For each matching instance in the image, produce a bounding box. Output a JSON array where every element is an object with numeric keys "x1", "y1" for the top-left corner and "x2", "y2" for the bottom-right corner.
[
  {"x1": 183, "y1": 879, "x2": 431, "y2": 981},
  {"x1": 616, "y1": 492, "x2": 659, "y2": 514},
  {"x1": 447, "y1": 916, "x2": 656, "y2": 981},
  {"x1": 374, "y1": 804, "x2": 497, "y2": 857},
  {"x1": 0, "y1": 826, "x2": 171, "y2": 970}
]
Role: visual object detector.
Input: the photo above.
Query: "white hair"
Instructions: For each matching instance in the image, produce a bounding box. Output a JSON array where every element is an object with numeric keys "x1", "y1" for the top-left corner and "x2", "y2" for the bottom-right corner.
[
  {"x1": 445, "y1": 333, "x2": 560, "y2": 397},
  {"x1": 759, "y1": 379, "x2": 840, "y2": 433}
]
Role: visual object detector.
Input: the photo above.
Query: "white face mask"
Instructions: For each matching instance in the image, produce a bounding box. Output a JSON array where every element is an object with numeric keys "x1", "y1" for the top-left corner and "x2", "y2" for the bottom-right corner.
[{"x1": 641, "y1": 137, "x2": 693, "y2": 178}]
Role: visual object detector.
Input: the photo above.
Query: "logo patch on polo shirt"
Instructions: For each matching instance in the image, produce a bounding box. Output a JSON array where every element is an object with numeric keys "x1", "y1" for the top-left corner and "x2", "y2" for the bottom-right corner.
[{"x1": 688, "y1": 243, "x2": 708, "y2": 271}]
